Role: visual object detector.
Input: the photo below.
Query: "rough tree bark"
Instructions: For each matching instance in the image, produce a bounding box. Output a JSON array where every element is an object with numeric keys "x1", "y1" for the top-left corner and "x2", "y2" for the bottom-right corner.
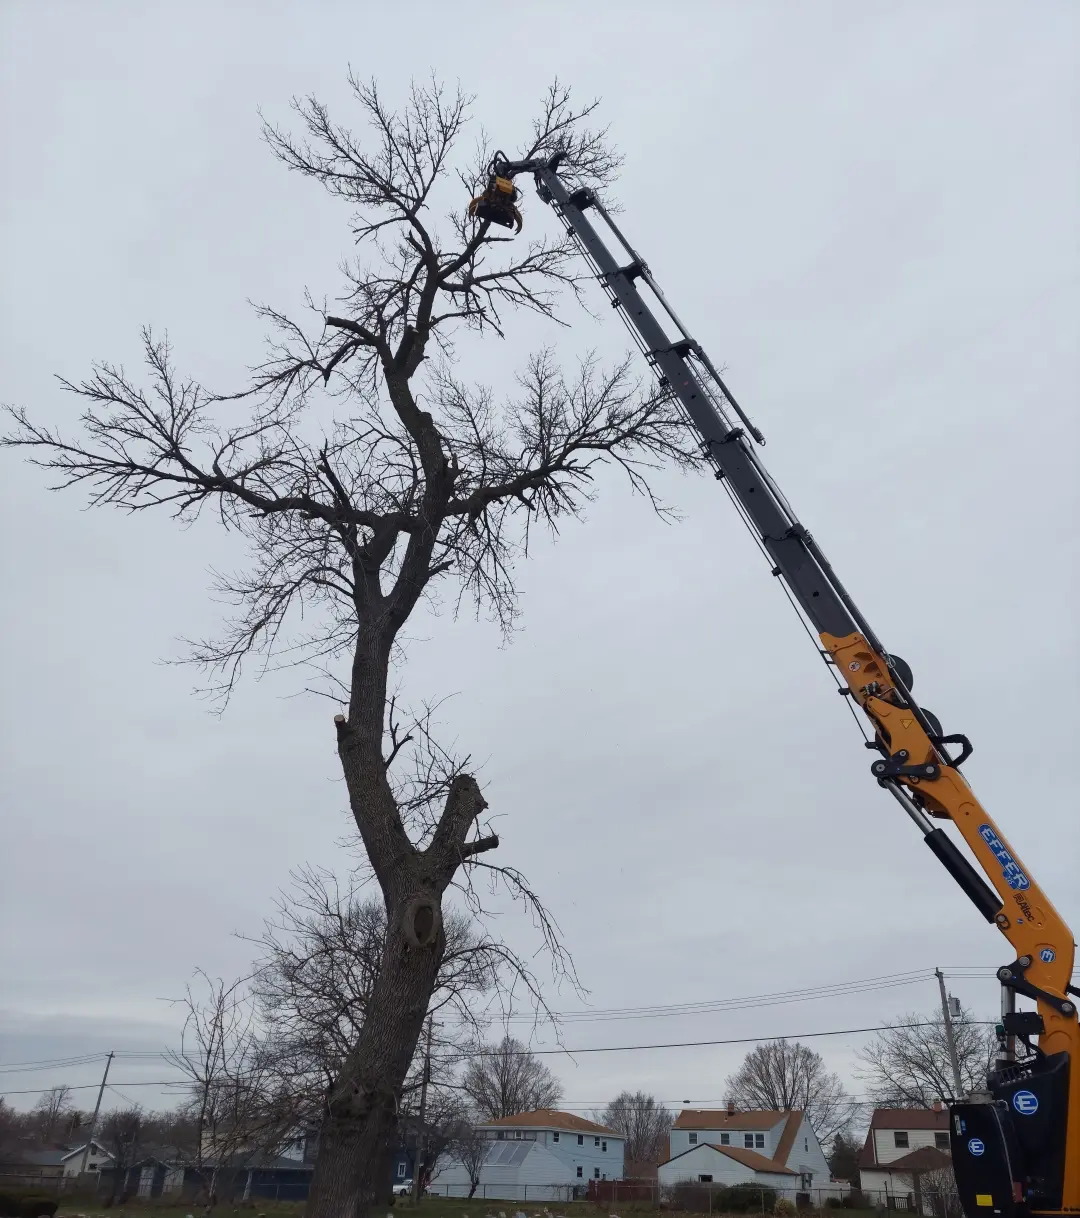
[{"x1": 4, "y1": 76, "x2": 703, "y2": 1218}]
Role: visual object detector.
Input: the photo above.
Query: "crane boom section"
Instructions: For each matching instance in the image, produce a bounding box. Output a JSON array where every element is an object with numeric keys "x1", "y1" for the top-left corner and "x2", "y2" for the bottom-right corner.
[{"x1": 519, "y1": 159, "x2": 1078, "y2": 1215}]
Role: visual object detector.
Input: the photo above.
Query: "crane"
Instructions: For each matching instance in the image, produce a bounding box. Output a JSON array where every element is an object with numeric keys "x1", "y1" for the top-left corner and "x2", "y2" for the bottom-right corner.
[{"x1": 468, "y1": 153, "x2": 1079, "y2": 1215}]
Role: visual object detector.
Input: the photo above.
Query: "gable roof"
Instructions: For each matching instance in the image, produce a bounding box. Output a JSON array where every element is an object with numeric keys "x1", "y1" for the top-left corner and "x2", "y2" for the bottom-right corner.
[
  {"x1": 480, "y1": 1109, "x2": 616, "y2": 1136},
  {"x1": 661, "y1": 1141, "x2": 797, "y2": 1177},
  {"x1": 61, "y1": 1142, "x2": 113, "y2": 1162},
  {"x1": 869, "y1": 1108, "x2": 949, "y2": 1131},
  {"x1": 674, "y1": 1109, "x2": 791, "y2": 1132}
]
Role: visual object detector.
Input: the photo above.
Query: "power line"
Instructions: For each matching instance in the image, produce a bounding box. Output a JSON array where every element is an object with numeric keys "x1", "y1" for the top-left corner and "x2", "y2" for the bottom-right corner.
[
  {"x1": 431, "y1": 1019, "x2": 997, "y2": 1061},
  {"x1": 0, "y1": 1080, "x2": 186, "y2": 1097},
  {"x1": 0, "y1": 1054, "x2": 111, "y2": 1074}
]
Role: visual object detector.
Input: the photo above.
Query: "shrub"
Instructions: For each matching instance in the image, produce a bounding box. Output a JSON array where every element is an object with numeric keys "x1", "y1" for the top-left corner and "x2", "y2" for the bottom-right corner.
[
  {"x1": 20, "y1": 1198, "x2": 58, "y2": 1218},
  {"x1": 0, "y1": 1194, "x2": 59, "y2": 1218},
  {"x1": 775, "y1": 1201, "x2": 797, "y2": 1216}
]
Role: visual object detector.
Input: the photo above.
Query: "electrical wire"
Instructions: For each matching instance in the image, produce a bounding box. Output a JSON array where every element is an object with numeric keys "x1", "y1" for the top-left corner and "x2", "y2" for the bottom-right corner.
[{"x1": 429, "y1": 1019, "x2": 997, "y2": 1063}]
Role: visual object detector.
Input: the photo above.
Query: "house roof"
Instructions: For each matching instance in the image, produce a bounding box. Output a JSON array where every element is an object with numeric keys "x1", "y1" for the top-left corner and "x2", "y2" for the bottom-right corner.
[
  {"x1": 660, "y1": 1141, "x2": 797, "y2": 1176},
  {"x1": 61, "y1": 1142, "x2": 112, "y2": 1162},
  {"x1": 673, "y1": 1109, "x2": 791, "y2": 1132},
  {"x1": 772, "y1": 1113, "x2": 802, "y2": 1166},
  {"x1": 859, "y1": 1129, "x2": 951, "y2": 1172},
  {"x1": 480, "y1": 1109, "x2": 616, "y2": 1135},
  {"x1": 661, "y1": 1141, "x2": 797, "y2": 1177},
  {"x1": 712, "y1": 1144, "x2": 798, "y2": 1177},
  {"x1": 21, "y1": 1150, "x2": 68, "y2": 1166},
  {"x1": 869, "y1": 1108, "x2": 949, "y2": 1130},
  {"x1": 885, "y1": 1147, "x2": 953, "y2": 1173}
]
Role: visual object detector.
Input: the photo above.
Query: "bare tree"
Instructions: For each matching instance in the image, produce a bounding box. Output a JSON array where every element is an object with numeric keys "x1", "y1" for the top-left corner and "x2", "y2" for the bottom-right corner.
[
  {"x1": 164, "y1": 971, "x2": 295, "y2": 1202},
  {"x1": 856, "y1": 1006, "x2": 994, "y2": 1107},
  {"x1": 443, "y1": 1117, "x2": 489, "y2": 1199},
  {"x1": 32, "y1": 1087, "x2": 74, "y2": 1142},
  {"x1": 0, "y1": 1099, "x2": 29, "y2": 1160},
  {"x1": 595, "y1": 1091, "x2": 671, "y2": 1168},
  {"x1": 461, "y1": 1036, "x2": 562, "y2": 1119},
  {"x1": 98, "y1": 1108, "x2": 144, "y2": 1198},
  {"x1": 3, "y1": 76, "x2": 701, "y2": 1218},
  {"x1": 724, "y1": 1040, "x2": 855, "y2": 1144}
]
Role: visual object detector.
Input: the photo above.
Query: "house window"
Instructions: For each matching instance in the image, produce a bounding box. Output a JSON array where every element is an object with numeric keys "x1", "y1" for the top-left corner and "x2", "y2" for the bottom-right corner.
[
  {"x1": 719, "y1": 1134, "x2": 729, "y2": 1146},
  {"x1": 397, "y1": 1162, "x2": 407, "y2": 1179},
  {"x1": 935, "y1": 1132, "x2": 949, "y2": 1150},
  {"x1": 744, "y1": 1134, "x2": 754, "y2": 1149},
  {"x1": 577, "y1": 1135, "x2": 584, "y2": 1146},
  {"x1": 602, "y1": 1141, "x2": 607, "y2": 1152},
  {"x1": 804, "y1": 1139, "x2": 809, "y2": 1152},
  {"x1": 553, "y1": 1132, "x2": 560, "y2": 1143},
  {"x1": 514, "y1": 1131, "x2": 522, "y2": 1140},
  {"x1": 576, "y1": 1167, "x2": 583, "y2": 1178},
  {"x1": 497, "y1": 1132, "x2": 505, "y2": 1140},
  {"x1": 594, "y1": 1168, "x2": 601, "y2": 1179},
  {"x1": 755, "y1": 1134, "x2": 765, "y2": 1150},
  {"x1": 698, "y1": 1175, "x2": 713, "y2": 1183},
  {"x1": 689, "y1": 1133, "x2": 697, "y2": 1145},
  {"x1": 894, "y1": 1132, "x2": 910, "y2": 1149},
  {"x1": 594, "y1": 1137, "x2": 600, "y2": 1147}
]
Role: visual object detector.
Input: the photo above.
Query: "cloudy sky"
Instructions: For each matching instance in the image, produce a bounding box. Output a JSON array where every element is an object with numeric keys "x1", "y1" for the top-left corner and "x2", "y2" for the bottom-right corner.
[{"x1": 1, "y1": 1, "x2": 1077, "y2": 1122}]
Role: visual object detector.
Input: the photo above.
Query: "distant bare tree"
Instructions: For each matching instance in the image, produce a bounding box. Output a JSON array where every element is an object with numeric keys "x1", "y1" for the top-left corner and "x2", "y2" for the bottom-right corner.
[
  {"x1": 32, "y1": 1087, "x2": 74, "y2": 1142},
  {"x1": 0, "y1": 1099, "x2": 29, "y2": 1159},
  {"x1": 856, "y1": 1006, "x2": 994, "y2": 1106},
  {"x1": 461, "y1": 1037, "x2": 562, "y2": 1120},
  {"x1": 4, "y1": 75, "x2": 700, "y2": 1218},
  {"x1": 597, "y1": 1091, "x2": 672, "y2": 1167},
  {"x1": 444, "y1": 1117, "x2": 489, "y2": 1199},
  {"x1": 724, "y1": 1040, "x2": 855, "y2": 1143},
  {"x1": 99, "y1": 1108, "x2": 144, "y2": 1198},
  {"x1": 165, "y1": 971, "x2": 294, "y2": 1201},
  {"x1": 920, "y1": 1164, "x2": 961, "y2": 1216}
]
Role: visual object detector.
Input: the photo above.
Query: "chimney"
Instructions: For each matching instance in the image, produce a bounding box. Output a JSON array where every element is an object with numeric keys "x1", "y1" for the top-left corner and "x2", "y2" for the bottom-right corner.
[
  {"x1": 932, "y1": 1101, "x2": 943, "y2": 1113},
  {"x1": 726, "y1": 1102, "x2": 736, "y2": 1117}
]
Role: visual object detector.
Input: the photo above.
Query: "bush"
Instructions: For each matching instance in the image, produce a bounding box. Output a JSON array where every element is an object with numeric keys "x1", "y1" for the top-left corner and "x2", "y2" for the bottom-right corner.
[
  {"x1": 727, "y1": 1186, "x2": 778, "y2": 1213},
  {"x1": 775, "y1": 1201, "x2": 797, "y2": 1216},
  {"x1": 0, "y1": 1193, "x2": 59, "y2": 1218}
]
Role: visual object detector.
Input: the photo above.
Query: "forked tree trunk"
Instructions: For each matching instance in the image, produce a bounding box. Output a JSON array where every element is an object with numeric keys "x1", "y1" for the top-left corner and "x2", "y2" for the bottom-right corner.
[{"x1": 305, "y1": 628, "x2": 485, "y2": 1218}]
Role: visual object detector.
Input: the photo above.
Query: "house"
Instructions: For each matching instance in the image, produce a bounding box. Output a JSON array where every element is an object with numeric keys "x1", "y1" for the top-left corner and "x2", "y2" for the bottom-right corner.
[
  {"x1": 431, "y1": 1109, "x2": 625, "y2": 1200},
  {"x1": 60, "y1": 1142, "x2": 114, "y2": 1177},
  {"x1": 858, "y1": 1107, "x2": 952, "y2": 1206},
  {"x1": 0, "y1": 1142, "x2": 112, "y2": 1180},
  {"x1": 102, "y1": 1151, "x2": 315, "y2": 1201},
  {"x1": 658, "y1": 1108, "x2": 834, "y2": 1198}
]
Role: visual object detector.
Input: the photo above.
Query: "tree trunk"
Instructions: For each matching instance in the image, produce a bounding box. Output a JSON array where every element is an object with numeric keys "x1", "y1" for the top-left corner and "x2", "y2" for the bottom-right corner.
[{"x1": 305, "y1": 888, "x2": 445, "y2": 1218}]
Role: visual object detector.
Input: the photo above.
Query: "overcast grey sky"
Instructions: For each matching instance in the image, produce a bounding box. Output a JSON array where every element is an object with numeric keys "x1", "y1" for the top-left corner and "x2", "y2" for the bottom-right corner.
[{"x1": 2, "y1": 1, "x2": 1077, "y2": 1119}]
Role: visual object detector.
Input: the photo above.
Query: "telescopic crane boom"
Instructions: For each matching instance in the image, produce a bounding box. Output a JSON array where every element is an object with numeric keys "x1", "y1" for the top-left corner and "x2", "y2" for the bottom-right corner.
[{"x1": 474, "y1": 151, "x2": 1079, "y2": 1216}]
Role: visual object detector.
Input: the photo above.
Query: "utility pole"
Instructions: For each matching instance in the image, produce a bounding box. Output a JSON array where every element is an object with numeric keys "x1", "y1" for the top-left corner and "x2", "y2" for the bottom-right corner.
[
  {"x1": 935, "y1": 969, "x2": 964, "y2": 1099},
  {"x1": 79, "y1": 1051, "x2": 114, "y2": 1175},
  {"x1": 411, "y1": 1017, "x2": 434, "y2": 1204}
]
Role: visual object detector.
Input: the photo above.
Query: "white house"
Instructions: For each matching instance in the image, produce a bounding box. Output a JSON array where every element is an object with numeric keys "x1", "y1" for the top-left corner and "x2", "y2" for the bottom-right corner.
[
  {"x1": 658, "y1": 1108, "x2": 834, "y2": 1198},
  {"x1": 858, "y1": 1107, "x2": 952, "y2": 1203},
  {"x1": 62, "y1": 1142, "x2": 114, "y2": 1177},
  {"x1": 431, "y1": 1109, "x2": 624, "y2": 1200}
]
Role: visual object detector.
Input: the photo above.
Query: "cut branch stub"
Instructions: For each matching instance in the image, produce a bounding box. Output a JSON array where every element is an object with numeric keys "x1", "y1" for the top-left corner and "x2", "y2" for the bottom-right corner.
[{"x1": 402, "y1": 896, "x2": 442, "y2": 949}]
